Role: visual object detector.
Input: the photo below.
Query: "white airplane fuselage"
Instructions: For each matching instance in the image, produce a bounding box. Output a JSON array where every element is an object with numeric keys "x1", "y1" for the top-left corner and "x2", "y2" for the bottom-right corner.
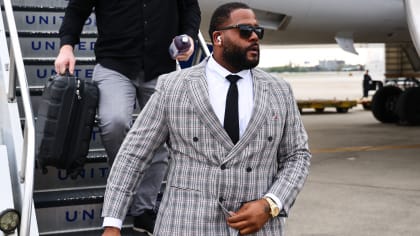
[{"x1": 198, "y1": 0, "x2": 412, "y2": 45}]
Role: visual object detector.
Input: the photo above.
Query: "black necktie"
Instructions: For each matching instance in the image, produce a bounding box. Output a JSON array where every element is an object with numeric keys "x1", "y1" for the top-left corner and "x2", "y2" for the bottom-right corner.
[{"x1": 224, "y1": 74, "x2": 242, "y2": 144}]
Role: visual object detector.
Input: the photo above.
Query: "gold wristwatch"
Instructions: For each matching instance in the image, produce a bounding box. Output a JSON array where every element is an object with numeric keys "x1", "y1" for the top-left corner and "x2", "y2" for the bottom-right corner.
[{"x1": 264, "y1": 197, "x2": 280, "y2": 217}]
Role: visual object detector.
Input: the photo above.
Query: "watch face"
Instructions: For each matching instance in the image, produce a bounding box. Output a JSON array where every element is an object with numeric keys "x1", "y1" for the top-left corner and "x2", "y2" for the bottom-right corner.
[
  {"x1": 265, "y1": 197, "x2": 280, "y2": 217},
  {"x1": 272, "y1": 207, "x2": 280, "y2": 217}
]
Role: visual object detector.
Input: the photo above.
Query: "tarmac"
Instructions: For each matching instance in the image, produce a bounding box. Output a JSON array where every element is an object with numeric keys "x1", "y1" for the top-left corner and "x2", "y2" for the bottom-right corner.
[
  {"x1": 284, "y1": 106, "x2": 420, "y2": 236},
  {"x1": 135, "y1": 72, "x2": 420, "y2": 236}
]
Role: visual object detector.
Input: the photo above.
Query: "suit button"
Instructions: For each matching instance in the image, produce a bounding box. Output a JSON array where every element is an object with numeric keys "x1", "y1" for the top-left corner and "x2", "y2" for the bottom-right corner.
[
  {"x1": 219, "y1": 196, "x2": 225, "y2": 202},
  {"x1": 268, "y1": 136, "x2": 273, "y2": 142},
  {"x1": 246, "y1": 167, "x2": 252, "y2": 172},
  {"x1": 220, "y1": 164, "x2": 226, "y2": 170},
  {"x1": 193, "y1": 137, "x2": 199, "y2": 142}
]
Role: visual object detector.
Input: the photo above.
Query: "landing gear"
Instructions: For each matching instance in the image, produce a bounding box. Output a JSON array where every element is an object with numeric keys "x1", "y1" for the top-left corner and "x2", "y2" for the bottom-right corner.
[
  {"x1": 371, "y1": 78, "x2": 420, "y2": 125},
  {"x1": 371, "y1": 86, "x2": 402, "y2": 123},
  {"x1": 396, "y1": 87, "x2": 420, "y2": 125},
  {"x1": 362, "y1": 103, "x2": 371, "y2": 110}
]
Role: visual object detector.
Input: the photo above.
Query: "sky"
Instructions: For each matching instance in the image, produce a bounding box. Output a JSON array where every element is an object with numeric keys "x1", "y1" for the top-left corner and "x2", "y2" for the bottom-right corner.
[{"x1": 259, "y1": 43, "x2": 385, "y2": 71}]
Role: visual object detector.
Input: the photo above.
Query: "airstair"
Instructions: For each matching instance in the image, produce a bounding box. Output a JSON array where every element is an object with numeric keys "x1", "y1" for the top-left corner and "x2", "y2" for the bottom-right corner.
[
  {"x1": 1, "y1": 0, "x2": 114, "y2": 235},
  {"x1": 1, "y1": 0, "x2": 138, "y2": 234}
]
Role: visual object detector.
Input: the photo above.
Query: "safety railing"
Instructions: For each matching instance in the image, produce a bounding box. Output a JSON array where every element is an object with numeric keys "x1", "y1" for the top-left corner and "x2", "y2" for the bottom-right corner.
[
  {"x1": 3, "y1": 0, "x2": 36, "y2": 235},
  {"x1": 198, "y1": 30, "x2": 211, "y2": 56}
]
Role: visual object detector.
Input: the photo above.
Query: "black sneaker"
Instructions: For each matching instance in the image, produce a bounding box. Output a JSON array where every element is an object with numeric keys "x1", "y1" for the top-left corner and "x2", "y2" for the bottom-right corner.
[{"x1": 132, "y1": 209, "x2": 157, "y2": 236}]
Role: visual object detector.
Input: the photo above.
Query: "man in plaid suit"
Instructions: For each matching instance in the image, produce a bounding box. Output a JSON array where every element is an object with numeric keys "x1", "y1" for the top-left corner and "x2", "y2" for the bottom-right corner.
[{"x1": 102, "y1": 2, "x2": 311, "y2": 235}]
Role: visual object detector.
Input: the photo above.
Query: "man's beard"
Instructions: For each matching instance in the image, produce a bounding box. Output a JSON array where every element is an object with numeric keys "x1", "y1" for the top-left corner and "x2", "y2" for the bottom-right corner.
[{"x1": 222, "y1": 39, "x2": 259, "y2": 71}]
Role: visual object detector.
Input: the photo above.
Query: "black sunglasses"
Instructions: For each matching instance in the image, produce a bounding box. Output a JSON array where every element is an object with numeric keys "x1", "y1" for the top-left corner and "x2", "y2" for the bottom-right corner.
[{"x1": 217, "y1": 24, "x2": 264, "y2": 40}]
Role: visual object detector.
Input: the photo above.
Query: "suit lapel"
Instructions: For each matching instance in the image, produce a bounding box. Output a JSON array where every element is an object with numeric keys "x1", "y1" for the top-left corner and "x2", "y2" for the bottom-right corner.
[
  {"x1": 223, "y1": 70, "x2": 270, "y2": 163},
  {"x1": 187, "y1": 63, "x2": 270, "y2": 162},
  {"x1": 187, "y1": 61, "x2": 234, "y2": 151}
]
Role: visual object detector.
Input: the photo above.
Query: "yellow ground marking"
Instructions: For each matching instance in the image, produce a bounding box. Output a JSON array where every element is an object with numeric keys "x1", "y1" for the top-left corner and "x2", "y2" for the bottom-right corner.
[{"x1": 311, "y1": 144, "x2": 420, "y2": 154}]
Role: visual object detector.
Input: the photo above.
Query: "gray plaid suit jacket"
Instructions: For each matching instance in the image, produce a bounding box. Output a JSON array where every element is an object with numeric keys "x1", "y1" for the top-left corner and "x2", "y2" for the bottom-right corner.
[{"x1": 102, "y1": 58, "x2": 311, "y2": 235}]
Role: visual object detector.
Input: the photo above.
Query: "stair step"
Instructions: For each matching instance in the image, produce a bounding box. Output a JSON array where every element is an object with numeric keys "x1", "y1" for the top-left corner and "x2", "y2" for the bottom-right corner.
[
  {"x1": 3, "y1": 0, "x2": 69, "y2": 8},
  {"x1": 34, "y1": 187, "x2": 106, "y2": 233},
  {"x1": 34, "y1": 157, "x2": 109, "y2": 191},
  {"x1": 34, "y1": 187, "x2": 104, "y2": 208},
  {"x1": 24, "y1": 58, "x2": 95, "y2": 87},
  {"x1": 34, "y1": 187, "x2": 110, "y2": 234},
  {"x1": 8, "y1": 33, "x2": 96, "y2": 58},
  {"x1": 25, "y1": 64, "x2": 95, "y2": 87},
  {"x1": 3, "y1": 8, "x2": 96, "y2": 33},
  {"x1": 34, "y1": 187, "x2": 139, "y2": 235},
  {"x1": 39, "y1": 226, "x2": 142, "y2": 236},
  {"x1": 34, "y1": 187, "x2": 163, "y2": 235},
  {"x1": 3, "y1": 5, "x2": 66, "y2": 11}
]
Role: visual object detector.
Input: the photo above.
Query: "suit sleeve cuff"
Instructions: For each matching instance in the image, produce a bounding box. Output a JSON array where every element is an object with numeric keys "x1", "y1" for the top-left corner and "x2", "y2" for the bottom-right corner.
[
  {"x1": 264, "y1": 193, "x2": 283, "y2": 212},
  {"x1": 102, "y1": 217, "x2": 123, "y2": 229}
]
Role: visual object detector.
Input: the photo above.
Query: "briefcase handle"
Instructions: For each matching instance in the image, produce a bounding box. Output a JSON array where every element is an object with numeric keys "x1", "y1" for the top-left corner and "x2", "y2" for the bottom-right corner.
[{"x1": 60, "y1": 68, "x2": 73, "y2": 76}]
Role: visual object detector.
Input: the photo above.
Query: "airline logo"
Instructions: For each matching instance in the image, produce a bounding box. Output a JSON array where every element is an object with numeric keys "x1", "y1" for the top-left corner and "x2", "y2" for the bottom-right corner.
[
  {"x1": 25, "y1": 65, "x2": 94, "y2": 86},
  {"x1": 11, "y1": 11, "x2": 96, "y2": 32}
]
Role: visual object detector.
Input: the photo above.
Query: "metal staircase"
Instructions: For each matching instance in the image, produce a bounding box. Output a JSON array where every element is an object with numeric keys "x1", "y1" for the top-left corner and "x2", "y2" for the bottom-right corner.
[
  {"x1": 1, "y1": 0, "x2": 38, "y2": 234},
  {"x1": 0, "y1": 0, "x2": 122, "y2": 235}
]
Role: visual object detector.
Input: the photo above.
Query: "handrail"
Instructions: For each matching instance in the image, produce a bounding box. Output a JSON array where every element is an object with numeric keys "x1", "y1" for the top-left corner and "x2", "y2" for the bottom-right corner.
[
  {"x1": 191, "y1": 30, "x2": 210, "y2": 66},
  {"x1": 3, "y1": 0, "x2": 36, "y2": 235},
  {"x1": 198, "y1": 30, "x2": 211, "y2": 57}
]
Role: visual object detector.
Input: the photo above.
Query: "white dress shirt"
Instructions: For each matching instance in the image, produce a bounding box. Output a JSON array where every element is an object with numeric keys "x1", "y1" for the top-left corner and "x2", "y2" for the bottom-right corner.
[{"x1": 205, "y1": 56, "x2": 254, "y2": 137}]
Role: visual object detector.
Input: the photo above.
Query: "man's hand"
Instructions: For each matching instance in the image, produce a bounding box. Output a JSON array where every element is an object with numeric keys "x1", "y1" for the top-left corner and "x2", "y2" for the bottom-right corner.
[
  {"x1": 227, "y1": 199, "x2": 271, "y2": 235},
  {"x1": 175, "y1": 36, "x2": 195, "y2": 62},
  {"x1": 54, "y1": 45, "x2": 75, "y2": 75},
  {"x1": 102, "y1": 227, "x2": 121, "y2": 236}
]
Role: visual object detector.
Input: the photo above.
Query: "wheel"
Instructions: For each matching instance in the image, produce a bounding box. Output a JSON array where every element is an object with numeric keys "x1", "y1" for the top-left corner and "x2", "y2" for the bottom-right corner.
[
  {"x1": 396, "y1": 87, "x2": 420, "y2": 125},
  {"x1": 371, "y1": 86, "x2": 402, "y2": 123},
  {"x1": 362, "y1": 103, "x2": 371, "y2": 110},
  {"x1": 360, "y1": 98, "x2": 371, "y2": 110},
  {"x1": 336, "y1": 107, "x2": 348, "y2": 113},
  {"x1": 315, "y1": 108, "x2": 324, "y2": 113}
]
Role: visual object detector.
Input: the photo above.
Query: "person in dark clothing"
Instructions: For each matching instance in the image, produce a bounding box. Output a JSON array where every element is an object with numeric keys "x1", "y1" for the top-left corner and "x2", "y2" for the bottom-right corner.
[
  {"x1": 363, "y1": 70, "x2": 372, "y2": 97},
  {"x1": 54, "y1": 0, "x2": 201, "y2": 234}
]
